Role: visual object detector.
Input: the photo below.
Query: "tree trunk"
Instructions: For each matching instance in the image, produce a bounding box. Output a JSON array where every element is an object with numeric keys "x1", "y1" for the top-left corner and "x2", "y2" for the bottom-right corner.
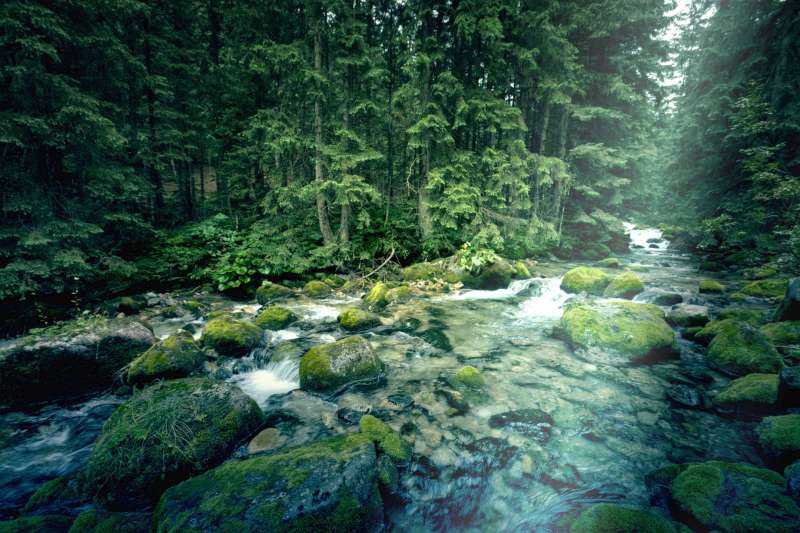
[
  {"x1": 144, "y1": 22, "x2": 164, "y2": 223},
  {"x1": 314, "y1": 28, "x2": 335, "y2": 245}
]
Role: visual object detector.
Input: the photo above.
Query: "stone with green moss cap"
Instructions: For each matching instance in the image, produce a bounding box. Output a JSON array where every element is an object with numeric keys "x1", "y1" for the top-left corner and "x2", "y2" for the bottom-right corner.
[
  {"x1": 706, "y1": 321, "x2": 782, "y2": 375},
  {"x1": 596, "y1": 257, "x2": 621, "y2": 269},
  {"x1": 666, "y1": 304, "x2": 709, "y2": 328},
  {"x1": 337, "y1": 307, "x2": 380, "y2": 331},
  {"x1": 201, "y1": 317, "x2": 262, "y2": 357},
  {"x1": 514, "y1": 260, "x2": 532, "y2": 278},
  {"x1": 453, "y1": 365, "x2": 484, "y2": 387},
  {"x1": 22, "y1": 472, "x2": 85, "y2": 516},
  {"x1": 299, "y1": 336, "x2": 384, "y2": 393},
  {"x1": 659, "y1": 461, "x2": 800, "y2": 532},
  {"x1": 255, "y1": 281, "x2": 293, "y2": 305},
  {"x1": 82, "y1": 378, "x2": 265, "y2": 510},
  {"x1": 757, "y1": 414, "x2": 800, "y2": 467},
  {"x1": 384, "y1": 285, "x2": 413, "y2": 304},
  {"x1": 719, "y1": 307, "x2": 763, "y2": 325},
  {"x1": 364, "y1": 282, "x2": 389, "y2": 308},
  {"x1": 739, "y1": 278, "x2": 789, "y2": 299},
  {"x1": 0, "y1": 515, "x2": 73, "y2": 533},
  {"x1": 569, "y1": 503, "x2": 688, "y2": 533},
  {"x1": 713, "y1": 373, "x2": 778, "y2": 410},
  {"x1": 560, "y1": 267, "x2": 611, "y2": 295},
  {"x1": 698, "y1": 279, "x2": 724, "y2": 293},
  {"x1": 303, "y1": 279, "x2": 332, "y2": 298},
  {"x1": 359, "y1": 414, "x2": 411, "y2": 462},
  {"x1": 153, "y1": 433, "x2": 383, "y2": 533},
  {"x1": 69, "y1": 510, "x2": 151, "y2": 533},
  {"x1": 603, "y1": 271, "x2": 644, "y2": 299},
  {"x1": 559, "y1": 301, "x2": 674, "y2": 361},
  {"x1": 127, "y1": 331, "x2": 205, "y2": 386},
  {"x1": 255, "y1": 305, "x2": 297, "y2": 330},
  {"x1": 760, "y1": 321, "x2": 800, "y2": 346}
]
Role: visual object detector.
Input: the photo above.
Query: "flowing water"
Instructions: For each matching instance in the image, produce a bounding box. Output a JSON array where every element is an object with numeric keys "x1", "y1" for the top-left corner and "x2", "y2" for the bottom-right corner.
[{"x1": 0, "y1": 226, "x2": 765, "y2": 529}]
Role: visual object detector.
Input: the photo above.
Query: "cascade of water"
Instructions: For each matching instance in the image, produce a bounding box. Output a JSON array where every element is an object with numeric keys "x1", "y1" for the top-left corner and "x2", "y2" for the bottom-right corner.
[
  {"x1": 230, "y1": 359, "x2": 300, "y2": 406},
  {"x1": 517, "y1": 277, "x2": 571, "y2": 319},
  {"x1": 449, "y1": 278, "x2": 536, "y2": 301}
]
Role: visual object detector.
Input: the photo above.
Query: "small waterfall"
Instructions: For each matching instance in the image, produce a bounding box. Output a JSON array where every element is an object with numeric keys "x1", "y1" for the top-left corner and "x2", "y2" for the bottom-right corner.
[
  {"x1": 624, "y1": 222, "x2": 669, "y2": 251},
  {"x1": 517, "y1": 277, "x2": 571, "y2": 319},
  {"x1": 449, "y1": 278, "x2": 535, "y2": 301},
  {"x1": 230, "y1": 359, "x2": 300, "y2": 406}
]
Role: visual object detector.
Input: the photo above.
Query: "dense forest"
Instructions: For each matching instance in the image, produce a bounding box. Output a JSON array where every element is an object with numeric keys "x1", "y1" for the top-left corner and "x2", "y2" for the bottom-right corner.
[{"x1": 2, "y1": 1, "x2": 800, "y2": 532}]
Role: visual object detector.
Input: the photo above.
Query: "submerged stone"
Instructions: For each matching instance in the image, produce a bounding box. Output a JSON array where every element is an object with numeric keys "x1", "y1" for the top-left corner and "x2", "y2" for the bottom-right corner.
[
  {"x1": 201, "y1": 317, "x2": 262, "y2": 357},
  {"x1": 453, "y1": 365, "x2": 484, "y2": 387},
  {"x1": 603, "y1": 271, "x2": 645, "y2": 299},
  {"x1": 560, "y1": 267, "x2": 611, "y2": 296},
  {"x1": 154, "y1": 433, "x2": 383, "y2": 533},
  {"x1": 299, "y1": 336, "x2": 385, "y2": 393},
  {"x1": 127, "y1": 331, "x2": 205, "y2": 386},
  {"x1": 488, "y1": 408, "x2": 554, "y2": 444}
]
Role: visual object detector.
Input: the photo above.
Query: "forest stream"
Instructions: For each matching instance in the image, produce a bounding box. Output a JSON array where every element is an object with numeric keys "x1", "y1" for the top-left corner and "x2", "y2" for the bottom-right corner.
[{"x1": 2, "y1": 226, "x2": 791, "y2": 531}]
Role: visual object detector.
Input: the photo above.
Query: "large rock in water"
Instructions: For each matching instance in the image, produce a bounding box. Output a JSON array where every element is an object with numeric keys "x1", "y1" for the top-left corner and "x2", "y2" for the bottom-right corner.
[
  {"x1": 401, "y1": 255, "x2": 513, "y2": 290},
  {"x1": 706, "y1": 320, "x2": 782, "y2": 376},
  {"x1": 647, "y1": 461, "x2": 800, "y2": 532},
  {"x1": 603, "y1": 271, "x2": 644, "y2": 299},
  {"x1": 775, "y1": 277, "x2": 800, "y2": 321},
  {"x1": 82, "y1": 378, "x2": 265, "y2": 510},
  {"x1": 201, "y1": 316, "x2": 262, "y2": 357},
  {"x1": 559, "y1": 301, "x2": 675, "y2": 361},
  {"x1": 666, "y1": 304, "x2": 709, "y2": 328},
  {"x1": 126, "y1": 331, "x2": 205, "y2": 386},
  {"x1": 299, "y1": 336, "x2": 385, "y2": 393},
  {"x1": 0, "y1": 316, "x2": 155, "y2": 403},
  {"x1": 154, "y1": 433, "x2": 383, "y2": 533},
  {"x1": 560, "y1": 267, "x2": 611, "y2": 295},
  {"x1": 756, "y1": 414, "x2": 800, "y2": 468},
  {"x1": 568, "y1": 503, "x2": 688, "y2": 533}
]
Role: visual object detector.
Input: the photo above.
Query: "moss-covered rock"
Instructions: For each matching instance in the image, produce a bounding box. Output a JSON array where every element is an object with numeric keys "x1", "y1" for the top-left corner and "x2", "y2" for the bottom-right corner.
[
  {"x1": 255, "y1": 281, "x2": 293, "y2": 305},
  {"x1": 303, "y1": 280, "x2": 332, "y2": 298},
  {"x1": 713, "y1": 373, "x2": 778, "y2": 409},
  {"x1": 603, "y1": 271, "x2": 645, "y2": 299},
  {"x1": 719, "y1": 307, "x2": 763, "y2": 325},
  {"x1": 698, "y1": 279, "x2": 724, "y2": 293},
  {"x1": 153, "y1": 433, "x2": 383, "y2": 533},
  {"x1": 324, "y1": 275, "x2": 346, "y2": 288},
  {"x1": 740, "y1": 278, "x2": 789, "y2": 299},
  {"x1": 761, "y1": 321, "x2": 800, "y2": 346},
  {"x1": 127, "y1": 331, "x2": 205, "y2": 386},
  {"x1": 299, "y1": 336, "x2": 384, "y2": 393},
  {"x1": 201, "y1": 317, "x2": 262, "y2": 357},
  {"x1": 559, "y1": 301, "x2": 674, "y2": 361},
  {"x1": 560, "y1": 267, "x2": 611, "y2": 295},
  {"x1": 68, "y1": 510, "x2": 151, "y2": 533},
  {"x1": 401, "y1": 261, "x2": 442, "y2": 281},
  {"x1": 0, "y1": 316, "x2": 155, "y2": 404},
  {"x1": 453, "y1": 365, "x2": 484, "y2": 387},
  {"x1": 757, "y1": 414, "x2": 800, "y2": 467},
  {"x1": 666, "y1": 304, "x2": 709, "y2": 328},
  {"x1": 706, "y1": 321, "x2": 783, "y2": 375},
  {"x1": 472, "y1": 259, "x2": 514, "y2": 290},
  {"x1": 569, "y1": 503, "x2": 687, "y2": 533},
  {"x1": 384, "y1": 285, "x2": 413, "y2": 304},
  {"x1": 337, "y1": 307, "x2": 380, "y2": 331},
  {"x1": 0, "y1": 515, "x2": 73, "y2": 533},
  {"x1": 596, "y1": 257, "x2": 621, "y2": 269},
  {"x1": 255, "y1": 305, "x2": 297, "y2": 330},
  {"x1": 82, "y1": 378, "x2": 265, "y2": 510},
  {"x1": 364, "y1": 282, "x2": 389, "y2": 308},
  {"x1": 359, "y1": 414, "x2": 411, "y2": 462},
  {"x1": 514, "y1": 260, "x2": 532, "y2": 278},
  {"x1": 22, "y1": 473, "x2": 86, "y2": 516},
  {"x1": 693, "y1": 318, "x2": 739, "y2": 345}
]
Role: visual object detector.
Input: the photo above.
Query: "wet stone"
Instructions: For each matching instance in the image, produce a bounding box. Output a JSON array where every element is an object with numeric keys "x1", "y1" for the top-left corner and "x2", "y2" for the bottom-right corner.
[
  {"x1": 488, "y1": 408, "x2": 554, "y2": 444},
  {"x1": 666, "y1": 384, "x2": 708, "y2": 409},
  {"x1": 778, "y1": 366, "x2": 800, "y2": 408},
  {"x1": 386, "y1": 393, "x2": 415, "y2": 410}
]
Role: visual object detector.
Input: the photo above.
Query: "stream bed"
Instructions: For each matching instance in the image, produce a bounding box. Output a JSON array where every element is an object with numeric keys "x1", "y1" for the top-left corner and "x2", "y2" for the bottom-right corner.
[{"x1": 0, "y1": 227, "x2": 771, "y2": 529}]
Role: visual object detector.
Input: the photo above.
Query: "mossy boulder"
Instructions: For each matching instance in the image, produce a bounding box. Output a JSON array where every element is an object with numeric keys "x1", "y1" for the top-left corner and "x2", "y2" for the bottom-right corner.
[
  {"x1": 299, "y1": 336, "x2": 385, "y2": 393},
  {"x1": 706, "y1": 321, "x2": 783, "y2": 375},
  {"x1": 22, "y1": 473, "x2": 86, "y2": 516},
  {"x1": 337, "y1": 307, "x2": 381, "y2": 331},
  {"x1": 400, "y1": 255, "x2": 513, "y2": 289},
  {"x1": 82, "y1": 378, "x2": 265, "y2": 510},
  {"x1": 384, "y1": 285, "x2": 413, "y2": 304},
  {"x1": 255, "y1": 281, "x2": 293, "y2": 305},
  {"x1": 756, "y1": 414, "x2": 800, "y2": 467},
  {"x1": 69, "y1": 510, "x2": 151, "y2": 533},
  {"x1": 0, "y1": 316, "x2": 155, "y2": 404},
  {"x1": 304, "y1": 279, "x2": 332, "y2": 298},
  {"x1": 603, "y1": 271, "x2": 644, "y2": 299},
  {"x1": 201, "y1": 317, "x2": 262, "y2": 357},
  {"x1": 453, "y1": 365, "x2": 484, "y2": 387},
  {"x1": 560, "y1": 267, "x2": 611, "y2": 296},
  {"x1": 255, "y1": 305, "x2": 297, "y2": 330},
  {"x1": 559, "y1": 301, "x2": 674, "y2": 361},
  {"x1": 666, "y1": 304, "x2": 709, "y2": 328},
  {"x1": 698, "y1": 279, "x2": 724, "y2": 293},
  {"x1": 760, "y1": 321, "x2": 800, "y2": 346},
  {"x1": 127, "y1": 331, "x2": 205, "y2": 386},
  {"x1": 740, "y1": 278, "x2": 789, "y2": 299},
  {"x1": 0, "y1": 515, "x2": 73, "y2": 533},
  {"x1": 719, "y1": 307, "x2": 763, "y2": 325},
  {"x1": 359, "y1": 414, "x2": 411, "y2": 462},
  {"x1": 569, "y1": 503, "x2": 687, "y2": 533},
  {"x1": 662, "y1": 461, "x2": 800, "y2": 532},
  {"x1": 472, "y1": 259, "x2": 514, "y2": 290},
  {"x1": 713, "y1": 373, "x2": 778, "y2": 410},
  {"x1": 693, "y1": 318, "x2": 739, "y2": 345},
  {"x1": 401, "y1": 261, "x2": 442, "y2": 281},
  {"x1": 364, "y1": 282, "x2": 389, "y2": 308},
  {"x1": 324, "y1": 275, "x2": 346, "y2": 288},
  {"x1": 514, "y1": 260, "x2": 532, "y2": 278},
  {"x1": 153, "y1": 433, "x2": 383, "y2": 533},
  {"x1": 596, "y1": 257, "x2": 621, "y2": 269}
]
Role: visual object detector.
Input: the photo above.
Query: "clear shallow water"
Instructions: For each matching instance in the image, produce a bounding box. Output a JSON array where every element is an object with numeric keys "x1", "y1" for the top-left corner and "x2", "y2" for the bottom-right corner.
[{"x1": 0, "y1": 228, "x2": 763, "y2": 528}]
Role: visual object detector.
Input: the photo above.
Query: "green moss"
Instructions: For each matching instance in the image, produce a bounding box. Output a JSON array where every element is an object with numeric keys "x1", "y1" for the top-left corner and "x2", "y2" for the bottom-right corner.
[
  {"x1": 299, "y1": 336, "x2": 384, "y2": 392},
  {"x1": 569, "y1": 504, "x2": 686, "y2": 533},
  {"x1": 719, "y1": 307, "x2": 763, "y2": 325},
  {"x1": 453, "y1": 365, "x2": 484, "y2": 387},
  {"x1": 359, "y1": 414, "x2": 411, "y2": 462},
  {"x1": 0, "y1": 515, "x2": 73, "y2": 533},
  {"x1": 384, "y1": 285, "x2": 413, "y2": 304},
  {"x1": 707, "y1": 321, "x2": 782, "y2": 375},
  {"x1": 672, "y1": 463, "x2": 723, "y2": 526},
  {"x1": 757, "y1": 415, "x2": 800, "y2": 460},
  {"x1": 323, "y1": 275, "x2": 345, "y2": 288},
  {"x1": 127, "y1": 331, "x2": 205, "y2": 386},
  {"x1": 760, "y1": 321, "x2": 800, "y2": 346},
  {"x1": 597, "y1": 257, "x2": 621, "y2": 268},
  {"x1": 68, "y1": 510, "x2": 151, "y2": 533},
  {"x1": 401, "y1": 261, "x2": 442, "y2": 281},
  {"x1": 472, "y1": 259, "x2": 514, "y2": 289},
  {"x1": 337, "y1": 307, "x2": 380, "y2": 331},
  {"x1": 699, "y1": 279, "x2": 725, "y2": 293},
  {"x1": 628, "y1": 264, "x2": 649, "y2": 272},
  {"x1": 739, "y1": 278, "x2": 788, "y2": 299},
  {"x1": 303, "y1": 280, "x2": 332, "y2": 298},
  {"x1": 559, "y1": 301, "x2": 674, "y2": 359},
  {"x1": 201, "y1": 317, "x2": 262, "y2": 357},
  {"x1": 23, "y1": 473, "x2": 85, "y2": 515},
  {"x1": 560, "y1": 267, "x2": 611, "y2": 295},
  {"x1": 713, "y1": 373, "x2": 778, "y2": 406},
  {"x1": 364, "y1": 282, "x2": 389, "y2": 308},
  {"x1": 254, "y1": 305, "x2": 297, "y2": 330},
  {"x1": 82, "y1": 378, "x2": 265, "y2": 510},
  {"x1": 514, "y1": 260, "x2": 532, "y2": 278},
  {"x1": 255, "y1": 281, "x2": 293, "y2": 305},
  {"x1": 603, "y1": 271, "x2": 645, "y2": 299}
]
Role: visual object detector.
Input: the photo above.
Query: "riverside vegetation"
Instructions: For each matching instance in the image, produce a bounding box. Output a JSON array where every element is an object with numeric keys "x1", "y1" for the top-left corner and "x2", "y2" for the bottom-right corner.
[{"x1": 2, "y1": 0, "x2": 800, "y2": 532}]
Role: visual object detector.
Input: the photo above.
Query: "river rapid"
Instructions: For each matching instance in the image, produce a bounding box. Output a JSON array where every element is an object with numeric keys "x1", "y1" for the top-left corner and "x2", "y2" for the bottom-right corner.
[{"x1": 0, "y1": 226, "x2": 770, "y2": 530}]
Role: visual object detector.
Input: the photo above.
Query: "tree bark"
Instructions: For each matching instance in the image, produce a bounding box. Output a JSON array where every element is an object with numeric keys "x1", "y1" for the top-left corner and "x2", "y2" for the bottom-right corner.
[{"x1": 314, "y1": 26, "x2": 335, "y2": 245}]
